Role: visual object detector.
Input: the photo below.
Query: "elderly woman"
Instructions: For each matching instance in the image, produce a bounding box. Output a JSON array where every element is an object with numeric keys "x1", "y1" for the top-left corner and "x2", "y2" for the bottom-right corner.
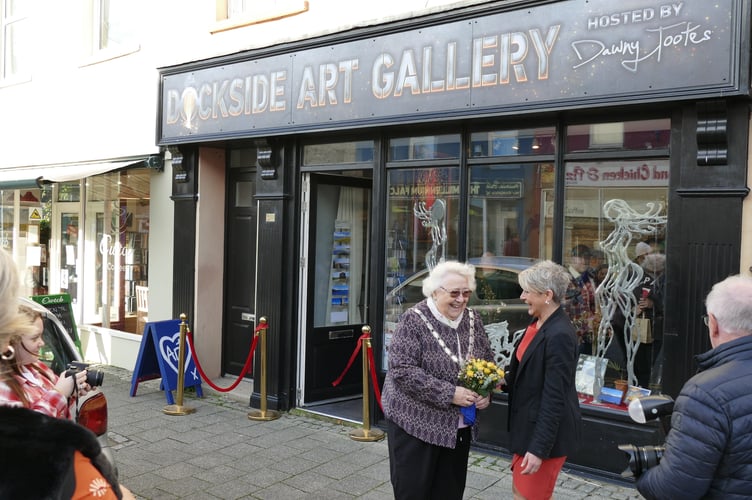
[
  {"x1": 505, "y1": 260, "x2": 582, "y2": 500},
  {"x1": 382, "y1": 260, "x2": 494, "y2": 500}
]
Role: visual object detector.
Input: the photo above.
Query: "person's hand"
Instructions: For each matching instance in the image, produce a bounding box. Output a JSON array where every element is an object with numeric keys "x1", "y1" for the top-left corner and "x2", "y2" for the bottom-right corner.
[
  {"x1": 475, "y1": 393, "x2": 491, "y2": 410},
  {"x1": 56, "y1": 372, "x2": 76, "y2": 397},
  {"x1": 74, "y1": 370, "x2": 92, "y2": 396},
  {"x1": 452, "y1": 386, "x2": 479, "y2": 407},
  {"x1": 520, "y1": 452, "x2": 542, "y2": 474},
  {"x1": 119, "y1": 484, "x2": 137, "y2": 500}
]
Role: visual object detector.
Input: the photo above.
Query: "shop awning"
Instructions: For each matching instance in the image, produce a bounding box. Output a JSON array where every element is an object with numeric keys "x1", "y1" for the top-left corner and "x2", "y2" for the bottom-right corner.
[{"x1": 0, "y1": 158, "x2": 152, "y2": 190}]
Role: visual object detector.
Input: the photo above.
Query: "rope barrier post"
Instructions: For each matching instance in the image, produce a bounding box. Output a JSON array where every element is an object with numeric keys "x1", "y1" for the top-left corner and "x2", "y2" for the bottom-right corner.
[
  {"x1": 164, "y1": 313, "x2": 196, "y2": 416},
  {"x1": 350, "y1": 325, "x2": 384, "y2": 442},
  {"x1": 248, "y1": 317, "x2": 280, "y2": 421}
]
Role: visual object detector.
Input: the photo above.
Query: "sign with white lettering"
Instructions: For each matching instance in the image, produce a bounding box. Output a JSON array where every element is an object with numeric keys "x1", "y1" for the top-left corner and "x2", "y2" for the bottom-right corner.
[
  {"x1": 159, "y1": 0, "x2": 744, "y2": 143},
  {"x1": 31, "y1": 293, "x2": 80, "y2": 355},
  {"x1": 565, "y1": 160, "x2": 670, "y2": 187},
  {"x1": 130, "y1": 319, "x2": 203, "y2": 404}
]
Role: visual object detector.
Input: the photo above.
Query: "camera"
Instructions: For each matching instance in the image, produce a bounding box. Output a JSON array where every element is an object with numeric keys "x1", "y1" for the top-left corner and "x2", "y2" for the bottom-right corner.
[
  {"x1": 618, "y1": 395, "x2": 674, "y2": 478},
  {"x1": 618, "y1": 444, "x2": 666, "y2": 477},
  {"x1": 65, "y1": 361, "x2": 104, "y2": 387}
]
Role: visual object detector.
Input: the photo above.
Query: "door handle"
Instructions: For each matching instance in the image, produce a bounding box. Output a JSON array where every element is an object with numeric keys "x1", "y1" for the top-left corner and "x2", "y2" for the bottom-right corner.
[{"x1": 241, "y1": 312, "x2": 255, "y2": 322}]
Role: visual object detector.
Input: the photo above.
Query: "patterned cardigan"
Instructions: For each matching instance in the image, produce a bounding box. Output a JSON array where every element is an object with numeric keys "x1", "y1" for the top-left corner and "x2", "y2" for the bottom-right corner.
[{"x1": 381, "y1": 300, "x2": 494, "y2": 448}]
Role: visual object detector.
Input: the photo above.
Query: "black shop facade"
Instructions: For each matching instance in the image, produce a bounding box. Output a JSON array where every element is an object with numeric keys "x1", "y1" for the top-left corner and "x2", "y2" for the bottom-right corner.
[{"x1": 157, "y1": 0, "x2": 751, "y2": 480}]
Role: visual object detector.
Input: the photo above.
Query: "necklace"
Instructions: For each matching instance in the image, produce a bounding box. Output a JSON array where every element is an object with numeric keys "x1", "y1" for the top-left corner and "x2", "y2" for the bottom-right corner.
[{"x1": 413, "y1": 307, "x2": 475, "y2": 365}]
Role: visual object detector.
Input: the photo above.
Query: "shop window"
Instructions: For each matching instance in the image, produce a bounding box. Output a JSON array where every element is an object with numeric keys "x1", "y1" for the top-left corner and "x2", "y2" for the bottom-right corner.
[
  {"x1": 82, "y1": 169, "x2": 150, "y2": 333},
  {"x1": 566, "y1": 119, "x2": 670, "y2": 153},
  {"x1": 383, "y1": 166, "x2": 460, "y2": 367},
  {"x1": 389, "y1": 134, "x2": 460, "y2": 161},
  {"x1": 303, "y1": 140, "x2": 374, "y2": 166},
  {"x1": 0, "y1": 187, "x2": 47, "y2": 296},
  {"x1": 470, "y1": 127, "x2": 556, "y2": 157},
  {"x1": 564, "y1": 131, "x2": 670, "y2": 402},
  {"x1": 468, "y1": 163, "x2": 553, "y2": 261},
  {"x1": 1, "y1": 0, "x2": 30, "y2": 82}
]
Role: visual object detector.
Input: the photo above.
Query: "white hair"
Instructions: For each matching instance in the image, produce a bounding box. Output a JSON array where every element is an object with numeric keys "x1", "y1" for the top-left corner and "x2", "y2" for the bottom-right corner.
[
  {"x1": 422, "y1": 260, "x2": 476, "y2": 298},
  {"x1": 705, "y1": 275, "x2": 752, "y2": 336}
]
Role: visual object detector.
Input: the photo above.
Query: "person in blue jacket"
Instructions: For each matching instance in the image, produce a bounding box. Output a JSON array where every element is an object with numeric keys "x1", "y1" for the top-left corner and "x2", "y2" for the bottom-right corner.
[{"x1": 637, "y1": 274, "x2": 752, "y2": 499}]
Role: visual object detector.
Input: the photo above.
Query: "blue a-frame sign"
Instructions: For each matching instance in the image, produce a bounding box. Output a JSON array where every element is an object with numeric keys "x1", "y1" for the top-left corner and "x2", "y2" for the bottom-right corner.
[{"x1": 130, "y1": 319, "x2": 203, "y2": 404}]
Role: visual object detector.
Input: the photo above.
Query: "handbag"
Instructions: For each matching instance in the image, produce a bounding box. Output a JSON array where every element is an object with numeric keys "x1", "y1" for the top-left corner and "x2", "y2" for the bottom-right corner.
[{"x1": 633, "y1": 314, "x2": 653, "y2": 344}]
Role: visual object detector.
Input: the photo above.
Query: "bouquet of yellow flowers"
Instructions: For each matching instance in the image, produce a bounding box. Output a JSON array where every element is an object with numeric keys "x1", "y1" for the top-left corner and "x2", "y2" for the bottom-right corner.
[
  {"x1": 458, "y1": 358, "x2": 504, "y2": 397},
  {"x1": 457, "y1": 358, "x2": 504, "y2": 425}
]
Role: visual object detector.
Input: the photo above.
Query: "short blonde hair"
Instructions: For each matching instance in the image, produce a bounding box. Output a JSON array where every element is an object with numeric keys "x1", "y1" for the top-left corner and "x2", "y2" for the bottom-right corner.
[
  {"x1": 422, "y1": 260, "x2": 476, "y2": 298},
  {"x1": 518, "y1": 260, "x2": 570, "y2": 304}
]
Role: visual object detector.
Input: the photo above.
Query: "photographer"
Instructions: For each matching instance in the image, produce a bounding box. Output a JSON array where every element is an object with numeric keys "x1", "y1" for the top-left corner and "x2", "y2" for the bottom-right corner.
[
  {"x1": 0, "y1": 305, "x2": 93, "y2": 420},
  {"x1": 636, "y1": 275, "x2": 752, "y2": 499}
]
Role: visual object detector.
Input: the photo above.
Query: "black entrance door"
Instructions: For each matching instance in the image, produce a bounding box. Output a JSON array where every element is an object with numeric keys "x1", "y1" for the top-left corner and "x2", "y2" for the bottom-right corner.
[
  {"x1": 222, "y1": 167, "x2": 257, "y2": 375},
  {"x1": 304, "y1": 174, "x2": 371, "y2": 402}
]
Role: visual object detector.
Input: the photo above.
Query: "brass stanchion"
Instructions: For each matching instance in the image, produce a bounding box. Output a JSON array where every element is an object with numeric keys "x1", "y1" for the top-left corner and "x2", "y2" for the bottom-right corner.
[
  {"x1": 350, "y1": 326, "x2": 385, "y2": 442},
  {"x1": 248, "y1": 317, "x2": 280, "y2": 421},
  {"x1": 164, "y1": 313, "x2": 196, "y2": 416}
]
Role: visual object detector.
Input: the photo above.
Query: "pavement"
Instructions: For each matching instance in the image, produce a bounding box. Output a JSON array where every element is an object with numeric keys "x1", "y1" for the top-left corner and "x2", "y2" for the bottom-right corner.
[{"x1": 99, "y1": 365, "x2": 643, "y2": 499}]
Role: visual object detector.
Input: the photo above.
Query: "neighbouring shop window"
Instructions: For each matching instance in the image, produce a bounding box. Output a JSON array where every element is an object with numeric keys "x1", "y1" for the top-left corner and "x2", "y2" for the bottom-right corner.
[
  {"x1": 83, "y1": 168, "x2": 150, "y2": 333},
  {"x1": 0, "y1": 187, "x2": 47, "y2": 296},
  {"x1": 564, "y1": 118, "x2": 670, "y2": 403},
  {"x1": 383, "y1": 166, "x2": 460, "y2": 367}
]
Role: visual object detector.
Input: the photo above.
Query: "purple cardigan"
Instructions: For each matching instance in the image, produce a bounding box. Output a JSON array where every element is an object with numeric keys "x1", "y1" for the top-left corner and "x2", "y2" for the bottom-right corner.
[{"x1": 381, "y1": 300, "x2": 494, "y2": 448}]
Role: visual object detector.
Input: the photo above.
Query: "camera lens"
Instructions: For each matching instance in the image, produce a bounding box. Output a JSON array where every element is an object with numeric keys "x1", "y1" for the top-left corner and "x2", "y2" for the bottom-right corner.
[
  {"x1": 86, "y1": 369, "x2": 104, "y2": 387},
  {"x1": 618, "y1": 444, "x2": 665, "y2": 477}
]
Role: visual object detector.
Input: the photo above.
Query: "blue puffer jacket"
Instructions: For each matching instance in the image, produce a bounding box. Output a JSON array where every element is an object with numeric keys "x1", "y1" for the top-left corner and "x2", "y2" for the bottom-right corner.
[{"x1": 637, "y1": 335, "x2": 752, "y2": 499}]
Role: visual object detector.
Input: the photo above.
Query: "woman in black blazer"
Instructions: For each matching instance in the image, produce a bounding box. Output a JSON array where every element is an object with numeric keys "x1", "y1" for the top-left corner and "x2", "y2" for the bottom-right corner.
[{"x1": 505, "y1": 260, "x2": 582, "y2": 499}]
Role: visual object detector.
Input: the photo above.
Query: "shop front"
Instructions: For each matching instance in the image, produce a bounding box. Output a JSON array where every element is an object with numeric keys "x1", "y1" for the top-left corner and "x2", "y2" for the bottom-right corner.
[
  {"x1": 0, "y1": 159, "x2": 160, "y2": 367},
  {"x1": 157, "y1": 0, "x2": 750, "y2": 479}
]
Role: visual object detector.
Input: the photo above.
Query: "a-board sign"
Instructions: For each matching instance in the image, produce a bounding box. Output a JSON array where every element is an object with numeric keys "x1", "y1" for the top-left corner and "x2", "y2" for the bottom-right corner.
[
  {"x1": 31, "y1": 293, "x2": 81, "y2": 355},
  {"x1": 130, "y1": 319, "x2": 203, "y2": 404}
]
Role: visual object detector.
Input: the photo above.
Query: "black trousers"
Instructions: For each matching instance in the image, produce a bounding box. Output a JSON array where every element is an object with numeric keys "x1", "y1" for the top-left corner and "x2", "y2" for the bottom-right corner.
[{"x1": 387, "y1": 420, "x2": 472, "y2": 500}]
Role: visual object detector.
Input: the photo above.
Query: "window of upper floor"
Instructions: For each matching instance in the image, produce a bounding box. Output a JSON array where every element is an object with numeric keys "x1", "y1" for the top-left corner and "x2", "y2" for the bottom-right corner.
[
  {"x1": 81, "y1": 0, "x2": 139, "y2": 65},
  {"x1": 1, "y1": 0, "x2": 31, "y2": 84},
  {"x1": 213, "y1": 0, "x2": 309, "y2": 33}
]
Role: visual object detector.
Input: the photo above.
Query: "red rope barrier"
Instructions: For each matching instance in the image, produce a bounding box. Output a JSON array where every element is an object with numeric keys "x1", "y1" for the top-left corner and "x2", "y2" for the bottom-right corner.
[
  {"x1": 186, "y1": 323, "x2": 263, "y2": 392},
  {"x1": 331, "y1": 333, "x2": 367, "y2": 387},
  {"x1": 367, "y1": 344, "x2": 383, "y2": 412},
  {"x1": 331, "y1": 331, "x2": 383, "y2": 412}
]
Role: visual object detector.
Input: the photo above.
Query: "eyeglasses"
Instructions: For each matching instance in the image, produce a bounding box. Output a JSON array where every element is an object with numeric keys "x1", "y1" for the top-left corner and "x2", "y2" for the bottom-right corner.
[
  {"x1": 440, "y1": 286, "x2": 472, "y2": 299},
  {"x1": 702, "y1": 314, "x2": 709, "y2": 326}
]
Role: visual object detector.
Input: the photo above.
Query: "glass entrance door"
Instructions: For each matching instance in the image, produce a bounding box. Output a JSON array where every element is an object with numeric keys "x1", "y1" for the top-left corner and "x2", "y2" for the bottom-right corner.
[{"x1": 303, "y1": 173, "x2": 371, "y2": 403}]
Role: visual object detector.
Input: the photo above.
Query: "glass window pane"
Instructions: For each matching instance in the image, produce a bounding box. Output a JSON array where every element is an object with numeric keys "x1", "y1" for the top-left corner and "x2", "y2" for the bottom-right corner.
[
  {"x1": 84, "y1": 169, "x2": 150, "y2": 332},
  {"x1": 566, "y1": 119, "x2": 670, "y2": 153},
  {"x1": 564, "y1": 159, "x2": 668, "y2": 393},
  {"x1": 99, "y1": 0, "x2": 132, "y2": 50},
  {"x1": 389, "y1": 134, "x2": 460, "y2": 161},
  {"x1": 383, "y1": 166, "x2": 460, "y2": 366},
  {"x1": 470, "y1": 127, "x2": 556, "y2": 157},
  {"x1": 468, "y1": 163, "x2": 552, "y2": 334},
  {"x1": 303, "y1": 140, "x2": 375, "y2": 165}
]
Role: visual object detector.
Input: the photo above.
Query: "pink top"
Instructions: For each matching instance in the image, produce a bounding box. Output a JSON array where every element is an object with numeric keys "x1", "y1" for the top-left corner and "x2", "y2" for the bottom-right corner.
[{"x1": 0, "y1": 362, "x2": 71, "y2": 419}]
